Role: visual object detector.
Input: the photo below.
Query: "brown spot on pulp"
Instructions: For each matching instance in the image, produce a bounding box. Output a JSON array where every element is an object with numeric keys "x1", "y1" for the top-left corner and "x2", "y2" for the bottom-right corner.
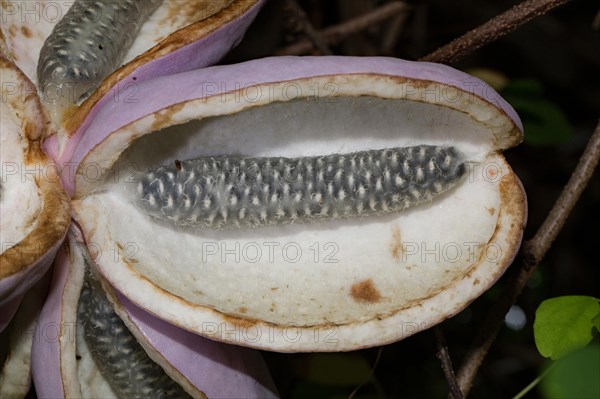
[
  {"x1": 350, "y1": 279, "x2": 381, "y2": 304},
  {"x1": 222, "y1": 313, "x2": 258, "y2": 330},
  {"x1": 150, "y1": 102, "x2": 185, "y2": 131},
  {"x1": 389, "y1": 225, "x2": 403, "y2": 260},
  {"x1": 238, "y1": 307, "x2": 247, "y2": 314},
  {"x1": 498, "y1": 171, "x2": 527, "y2": 234},
  {"x1": 487, "y1": 207, "x2": 495, "y2": 215},
  {"x1": 473, "y1": 278, "x2": 480, "y2": 285},
  {"x1": 167, "y1": 0, "x2": 231, "y2": 23},
  {"x1": 20, "y1": 26, "x2": 31, "y2": 38}
]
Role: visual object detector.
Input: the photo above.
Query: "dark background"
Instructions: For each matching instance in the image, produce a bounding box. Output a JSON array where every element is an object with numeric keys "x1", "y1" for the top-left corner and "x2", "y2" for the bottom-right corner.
[{"x1": 222, "y1": 1, "x2": 600, "y2": 397}]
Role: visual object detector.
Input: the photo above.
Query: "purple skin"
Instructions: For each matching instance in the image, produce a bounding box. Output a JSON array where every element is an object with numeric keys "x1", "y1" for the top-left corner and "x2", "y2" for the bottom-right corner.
[{"x1": 0, "y1": 240, "x2": 62, "y2": 332}]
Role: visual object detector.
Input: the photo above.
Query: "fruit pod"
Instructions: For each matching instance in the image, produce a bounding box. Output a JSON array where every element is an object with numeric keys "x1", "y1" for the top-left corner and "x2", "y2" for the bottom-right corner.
[
  {"x1": 68, "y1": 56, "x2": 527, "y2": 352},
  {"x1": 32, "y1": 226, "x2": 278, "y2": 398},
  {"x1": 0, "y1": 0, "x2": 265, "y2": 143},
  {"x1": 0, "y1": 56, "x2": 70, "y2": 331}
]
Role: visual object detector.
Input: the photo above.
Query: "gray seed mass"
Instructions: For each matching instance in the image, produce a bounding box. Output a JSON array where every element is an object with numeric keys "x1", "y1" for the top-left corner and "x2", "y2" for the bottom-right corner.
[
  {"x1": 37, "y1": 0, "x2": 162, "y2": 106},
  {"x1": 135, "y1": 145, "x2": 466, "y2": 229},
  {"x1": 77, "y1": 262, "x2": 190, "y2": 398}
]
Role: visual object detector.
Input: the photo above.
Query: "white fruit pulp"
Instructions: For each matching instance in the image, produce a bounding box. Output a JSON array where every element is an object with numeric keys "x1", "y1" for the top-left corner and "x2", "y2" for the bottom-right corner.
[{"x1": 0, "y1": 103, "x2": 42, "y2": 252}]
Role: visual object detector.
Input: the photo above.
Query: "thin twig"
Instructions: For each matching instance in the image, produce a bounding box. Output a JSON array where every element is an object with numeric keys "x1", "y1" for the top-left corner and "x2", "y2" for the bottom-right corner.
[
  {"x1": 435, "y1": 327, "x2": 465, "y2": 399},
  {"x1": 593, "y1": 8, "x2": 600, "y2": 30},
  {"x1": 336, "y1": 0, "x2": 378, "y2": 55},
  {"x1": 283, "y1": 0, "x2": 332, "y2": 55},
  {"x1": 455, "y1": 120, "x2": 600, "y2": 397},
  {"x1": 380, "y1": 11, "x2": 410, "y2": 55},
  {"x1": 348, "y1": 347, "x2": 383, "y2": 399},
  {"x1": 276, "y1": 2, "x2": 409, "y2": 56},
  {"x1": 421, "y1": 0, "x2": 573, "y2": 64},
  {"x1": 512, "y1": 363, "x2": 556, "y2": 399}
]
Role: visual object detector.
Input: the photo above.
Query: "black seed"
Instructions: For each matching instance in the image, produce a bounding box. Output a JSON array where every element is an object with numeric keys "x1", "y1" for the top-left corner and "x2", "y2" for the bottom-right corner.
[
  {"x1": 77, "y1": 259, "x2": 190, "y2": 398},
  {"x1": 135, "y1": 145, "x2": 466, "y2": 229},
  {"x1": 37, "y1": 0, "x2": 162, "y2": 106}
]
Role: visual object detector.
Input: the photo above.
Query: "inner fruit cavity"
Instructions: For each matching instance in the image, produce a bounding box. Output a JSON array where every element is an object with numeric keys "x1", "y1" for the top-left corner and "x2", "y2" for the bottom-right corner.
[
  {"x1": 77, "y1": 260, "x2": 190, "y2": 398},
  {"x1": 133, "y1": 145, "x2": 466, "y2": 229}
]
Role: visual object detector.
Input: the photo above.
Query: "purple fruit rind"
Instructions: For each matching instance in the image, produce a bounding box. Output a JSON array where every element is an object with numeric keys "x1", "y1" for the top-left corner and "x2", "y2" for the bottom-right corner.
[
  {"x1": 117, "y1": 292, "x2": 279, "y2": 398},
  {"x1": 31, "y1": 245, "x2": 69, "y2": 399}
]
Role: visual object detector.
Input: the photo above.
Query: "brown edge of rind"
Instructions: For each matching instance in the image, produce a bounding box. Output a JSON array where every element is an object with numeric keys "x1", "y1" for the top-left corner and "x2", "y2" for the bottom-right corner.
[
  {"x1": 64, "y1": 0, "x2": 259, "y2": 134},
  {"x1": 0, "y1": 57, "x2": 71, "y2": 279},
  {"x1": 0, "y1": 29, "x2": 11, "y2": 59}
]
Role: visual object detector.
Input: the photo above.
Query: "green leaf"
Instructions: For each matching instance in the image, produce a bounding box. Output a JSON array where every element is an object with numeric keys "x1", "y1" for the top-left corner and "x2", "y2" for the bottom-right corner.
[
  {"x1": 534, "y1": 296, "x2": 600, "y2": 360},
  {"x1": 501, "y1": 79, "x2": 544, "y2": 97},
  {"x1": 540, "y1": 343, "x2": 600, "y2": 399},
  {"x1": 500, "y1": 79, "x2": 572, "y2": 145}
]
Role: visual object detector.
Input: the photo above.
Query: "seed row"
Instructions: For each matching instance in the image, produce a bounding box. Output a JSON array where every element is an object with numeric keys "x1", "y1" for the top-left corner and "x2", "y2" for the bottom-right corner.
[
  {"x1": 135, "y1": 145, "x2": 466, "y2": 229},
  {"x1": 78, "y1": 261, "x2": 191, "y2": 398}
]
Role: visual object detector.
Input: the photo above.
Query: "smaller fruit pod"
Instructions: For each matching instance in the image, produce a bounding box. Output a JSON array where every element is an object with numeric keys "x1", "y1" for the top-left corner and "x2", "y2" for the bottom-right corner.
[
  {"x1": 0, "y1": 0, "x2": 265, "y2": 135},
  {"x1": 0, "y1": 56, "x2": 70, "y2": 332},
  {"x1": 69, "y1": 56, "x2": 527, "y2": 352},
  {"x1": 32, "y1": 226, "x2": 278, "y2": 398}
]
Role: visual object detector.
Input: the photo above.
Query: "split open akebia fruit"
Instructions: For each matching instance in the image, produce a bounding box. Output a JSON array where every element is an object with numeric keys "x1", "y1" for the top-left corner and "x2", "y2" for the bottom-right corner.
[{"x1": 64, "y1": 56, "x2": 527, "y2": 352}]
